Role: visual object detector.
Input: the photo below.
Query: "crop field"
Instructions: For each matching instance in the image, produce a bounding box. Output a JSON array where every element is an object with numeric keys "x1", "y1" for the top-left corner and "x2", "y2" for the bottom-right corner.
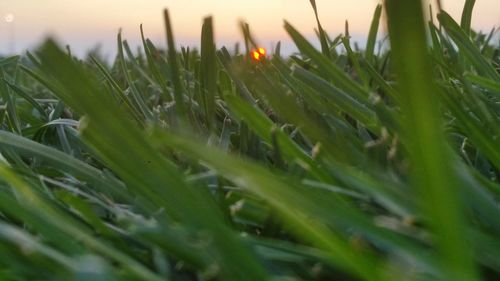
[{"x1": 0, "y1": 0, "x2": 499, "y2": 280}]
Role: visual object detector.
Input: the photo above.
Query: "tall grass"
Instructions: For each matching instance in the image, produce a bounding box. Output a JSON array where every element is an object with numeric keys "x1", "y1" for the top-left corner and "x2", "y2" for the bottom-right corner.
[{"x1": 0, "y1": 0, "x2": 499, "y2": 280}]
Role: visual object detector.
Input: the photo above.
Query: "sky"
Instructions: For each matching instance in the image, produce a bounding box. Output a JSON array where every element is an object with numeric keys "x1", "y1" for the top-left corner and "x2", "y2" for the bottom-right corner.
[{"x1": 1, "y1": 0, "x2": 499, "y2": 57}]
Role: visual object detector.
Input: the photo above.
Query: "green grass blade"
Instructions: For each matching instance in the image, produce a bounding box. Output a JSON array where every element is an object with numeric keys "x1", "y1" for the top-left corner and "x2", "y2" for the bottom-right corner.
[
  {"x1": 4, "y1": 80, "x2": 48, "y2": 120},
  {"x1": 359, "y1": 59, "x2": 400, "y2": 104},
  {"x1": 164, "y1": 9, "x2": 187, "y2": 121},
  {"x1": 440, "y1": 89, "x2": 500, "y2": 170},
  {"x1": 89, "y1": 55, "x2": 144, "y2": 124},
  {"x1": 140, "y1": 25, "x2": 172, "y2": 102},
  {"x1": 248, "y1": 68, "x2": 365, "y2": 164},
  {"x1": 224, "y1": 93, "x2": 333, "y2": 183},
  {"x1": 365, "y1": 5, "x2": 383, "y2": 63},
  {"x1": 465, "y1": 73, "x2": 500, "y2": 97},
  {"x1": 284, "y1": 21, "x2": 370, "y2": 103},
  {"x1": 342, "y1": 21, "x2": 369, "y2": 86},
  {"x1": 122, "y1": 40, "x2": 158, "y2": 86},
  {"x1": 291, "y1": 65, "x2": 379, "y2": 130},
  {"x1": 0, "y1": 71, "x2": 22, "y2": 134},
  {"x1": 385, "y1": 1, "x2": 479, "y2": 280},
  {"x1": 19, "y1": 65, "x2": 61, "y2": 98},
  {"x1": 308, "y1": 0, "x2": 330, "y2": 59},
  {"x1": 200, "y1": 16, "x2": 217, "y2": 129},
  {"x1": 461, "y1": 0, "x2": 476, "y2": 36},
  {"x1": 438, "y1": 11, "x2": 499, "y2": 80},
  {"x1": 0, "y1": 222, "x2": 75, "y2": 270},
  {"x1": 0, "y1": 56, "x2": 20, "y2": 68},
  {"x1": 117, "y1": 31, "x2": 152, "y2": 122}
]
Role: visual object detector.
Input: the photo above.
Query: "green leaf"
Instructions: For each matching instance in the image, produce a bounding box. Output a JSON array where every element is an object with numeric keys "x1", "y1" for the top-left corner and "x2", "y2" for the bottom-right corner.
[
  {"x1": 438, "y1": 11, "x2": 499, "y2": 80},
  {"x1": 308, "y1": 0, "x2": 330, "y2": 58},
  {"x1": 365, "y1": 5, "x2": 383, "y2": 63},
  {"x1": 461, "y1": 0, "x2": 476, "y2": 36},
  {"x1": 117, "y1": 31, "x2": 152, "y2": 122},
  {"x1": 0, "y1": 71, "x2": 22, "y2": 134},
  {"x1": 200, "y1": 16, "x2": 217, "y2": 129},
  {"x1": 284, "y1": 21, "x2": 370, "y2": 103},
  {"x1": 385, "y1": 1, "x2": 479, "y2": 280},
  {"x1": 164, "y1": 9, "x2": 187, "y2": 121}
]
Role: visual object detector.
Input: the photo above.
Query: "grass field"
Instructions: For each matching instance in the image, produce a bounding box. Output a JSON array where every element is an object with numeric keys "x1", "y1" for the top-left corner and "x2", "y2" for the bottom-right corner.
[{"x1": 0, "y1": 0, "x2": 499, "y2": 280}]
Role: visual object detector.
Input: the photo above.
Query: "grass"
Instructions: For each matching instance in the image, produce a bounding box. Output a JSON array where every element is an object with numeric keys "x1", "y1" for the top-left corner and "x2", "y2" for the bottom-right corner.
[{"x1": 0, "y1": 0, "x2": 499, "y2": 280}]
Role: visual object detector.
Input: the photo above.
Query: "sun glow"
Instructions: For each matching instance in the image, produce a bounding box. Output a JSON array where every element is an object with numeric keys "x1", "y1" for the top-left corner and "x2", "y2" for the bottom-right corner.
[{"x1": 251, "y1": 47, "x2": 267, "y2": 61}]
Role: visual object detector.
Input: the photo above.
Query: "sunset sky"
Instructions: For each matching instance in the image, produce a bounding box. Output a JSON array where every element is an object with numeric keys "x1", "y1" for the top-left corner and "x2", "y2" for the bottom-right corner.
[{"x1": 1, "y1": 0, "x2": 499, "y2": 56}]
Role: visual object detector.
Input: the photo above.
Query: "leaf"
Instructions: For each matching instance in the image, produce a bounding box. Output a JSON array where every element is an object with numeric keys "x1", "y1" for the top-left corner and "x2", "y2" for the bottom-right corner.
[
  {"x1": 200, "y1": 16, "x2": 217, "y2": 129},
  {"x1": 460, "y1": 0, "x2": 476, "y2": 36},
  {"x1": 438, "y1": 11, "x2": 499, "y2": 80},
  {"x1": 385, "y1": 1, "x2": 479, "y2": 280},
  {"x1": 365, "y1": 5, "x2": 383, "y2": 63},
  {"x1": 308, "y1": 0, "x2": 330, "y2": 58},
  {"x1": 284, "y1": 21, "x2": 370, "y2": 103},
  {"x1": 164, "y1": 9, "x2": 187, "y2": 120}
]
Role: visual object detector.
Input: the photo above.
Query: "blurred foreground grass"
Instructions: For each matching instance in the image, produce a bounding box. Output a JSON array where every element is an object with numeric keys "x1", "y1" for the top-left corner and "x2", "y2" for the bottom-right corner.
[{"x1": 0, "y1": 0, "x2": 499, "y2": 280}]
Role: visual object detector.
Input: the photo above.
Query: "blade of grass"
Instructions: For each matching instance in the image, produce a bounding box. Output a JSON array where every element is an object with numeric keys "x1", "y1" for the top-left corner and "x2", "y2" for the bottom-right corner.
[
  {"x1": 200, "y1": 16, "x2": 217, "y2": 129},
  {"x1": 342, "y1": 21, "x2": 369, "y2": 86},
  {"x1": 164, "y1": 9, "x2": 187, "y2": 121},
  {"x1": 365, "y1": 5, "x2": 383, "y2": 64},
  {"x1": 284, "y1": 21, "x2": 370, "y2": 103},
  {"x1": 0, "y1": 71, "x2": 22, "y2": 134},
  {"x1": 4, "y1": 80, "x2": 48, "y2": 120},
  {"x1": 359, "y1": 59, "x2": 400, "y2": 104},
  {"x1": 117, "y1": 31, "x2": 152, "y2": 122},
  {"x1": 291, "y1": 65, "x2": 379, "y2": 130},
  {"x1": 89, "y1": 55, "x2": 144, "y2": 125},
  {"x1": 461, "y1": 0, "x2": 476, "y2": 36},
  {"x1": 438, "y1": 11, "x2": 499, "y2": 80},
  {"x1": 385, "y1": 1, "x2": 479, "y2": 280},
  {"x1": 308, "y1": 0, "x2": 330, "y2": 59},
  {"x1": 224, "y1": 93, "x2": 333, "y2": 183},
  {"x1": 465, "y1": 73, "x2": 500, "y2": 97},
  {"x1": 140, "y1": 25, "x2": 172, "y2": 102},
  {"x1": 0, "y1": 56, "x2": 20, "y2": 68}
]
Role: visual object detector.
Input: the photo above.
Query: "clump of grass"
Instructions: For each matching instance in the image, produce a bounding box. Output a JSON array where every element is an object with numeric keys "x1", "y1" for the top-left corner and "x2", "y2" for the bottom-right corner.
[{"x1": 0, "y1": 0, "x2": 499, "y2": 280}]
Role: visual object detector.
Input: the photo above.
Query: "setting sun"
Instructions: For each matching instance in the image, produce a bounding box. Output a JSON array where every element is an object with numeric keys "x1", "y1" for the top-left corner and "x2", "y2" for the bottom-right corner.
[{"x1": 251, "y1": 47, "x2": 267, "y2": 61}]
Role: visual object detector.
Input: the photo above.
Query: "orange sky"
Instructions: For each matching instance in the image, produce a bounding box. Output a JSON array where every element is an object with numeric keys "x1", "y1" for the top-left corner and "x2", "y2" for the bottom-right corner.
[{"x1": 1, "y1": 0, "x2": 499, "y2": 56}]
